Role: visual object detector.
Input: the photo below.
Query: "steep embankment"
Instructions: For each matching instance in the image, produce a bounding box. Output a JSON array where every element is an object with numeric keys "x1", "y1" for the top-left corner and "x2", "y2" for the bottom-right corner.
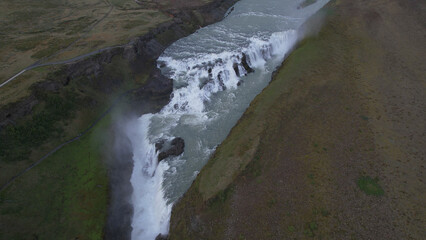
[
  {"x1": 0, "y1": 0, "x2": 239, "y2": 239},
  {"x1": 169, "y1": 0, "x2": 425, "y2": 239}
]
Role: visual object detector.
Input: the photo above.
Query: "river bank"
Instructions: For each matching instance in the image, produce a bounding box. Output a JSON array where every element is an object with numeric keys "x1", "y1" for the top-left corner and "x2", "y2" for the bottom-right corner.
[{"x1": 168, "y1": 0, "x2": 426, "y2": 239}]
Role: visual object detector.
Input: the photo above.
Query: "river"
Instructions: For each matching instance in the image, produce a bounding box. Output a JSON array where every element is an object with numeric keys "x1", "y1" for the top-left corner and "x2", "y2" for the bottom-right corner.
[{"x1": 126, "y1": 0, "x2": 329, "y2": 239}]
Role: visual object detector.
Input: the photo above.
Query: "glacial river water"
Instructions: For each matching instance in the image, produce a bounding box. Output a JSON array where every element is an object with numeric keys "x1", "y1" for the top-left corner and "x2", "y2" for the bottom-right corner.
[{"x1": 127, "y1": 0, "x2": 329, "y2": 239}]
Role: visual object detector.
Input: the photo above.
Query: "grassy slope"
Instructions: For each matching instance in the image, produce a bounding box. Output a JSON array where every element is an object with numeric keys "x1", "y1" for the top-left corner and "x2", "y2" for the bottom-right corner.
[
  {"x1": 169, "y1": 0, "x2": 425, "y2": 239},
  {"x1": 0, "y1": 114, "x2": 111, "y2": 239},
  {"x1": 0, "y1": 0, "x2": 224, "y2": 238},
  {"x1": 0, "y1": 48, "x2": 150, "y2": 239},
  {"x1": 0, "y1": 54, "x2": 143, "y2": 185}
]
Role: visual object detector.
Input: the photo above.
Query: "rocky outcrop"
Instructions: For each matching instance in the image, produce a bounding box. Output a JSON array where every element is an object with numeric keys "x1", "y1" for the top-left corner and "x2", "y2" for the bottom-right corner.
[
  {"x1": 0, "y1": 95, "x2": 38, "y2": 130},
  {"x1": 157, "y1": 137, "x2": 185, "y2": 161},
  {"x1": 241, "y1": 53, "x2": 254, "y2": 74},
  {"x1": 155, "y1": 233, "x2": 168, "y2": 240},
  {"x1": 63, "y1": 0, "x2": 240, "y2": 86}
]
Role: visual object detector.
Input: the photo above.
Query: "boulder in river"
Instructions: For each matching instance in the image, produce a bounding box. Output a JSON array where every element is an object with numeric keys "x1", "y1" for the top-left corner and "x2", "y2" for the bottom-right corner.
[
  {"x1": 155, "y1": 234, "x2": 168, "y2": 240},
  {"x1": 155, "y1": 139, "x2": 165, "y2": 152},
  {"x1": 157, "y1": 137, "x2": 185, "y2": 161}
]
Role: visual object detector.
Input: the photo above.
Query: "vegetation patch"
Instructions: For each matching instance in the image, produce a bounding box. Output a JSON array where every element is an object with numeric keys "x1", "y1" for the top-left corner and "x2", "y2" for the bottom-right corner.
[
  {"x1": 0, "y1": 90, "x2": 81, "y2": 162},
  {"x1": 31, "y1": 37, "x2": 77, "y2": 59},
  {"x1": 13, "y1": 35, "x2": 46, "y2": 51},
  {"x1": 360, "y1": 115, "x2": 369, "y2": 121},
  {"x1": 57, "y1": 16, "x2": 94, "y2": 35},
  {"x1": 287, "y1": 225, "x2": 296, "y2": 232},
  {"x1": 304, "y1": 221, "x2": 318, "y2": 237},
  {"x1": 207, "y1": 185, "x2": 234, "y2": 209},
  {"x1": 320, "y1": 208, "x2": 330, "y2": 217},
  {"x1": 242, "y1": 151, "x2": 263, "y2": 178},
  {"x1": 0, "y1": 115, "x2": 110, "y2": 239},
  {"x1": 357, "y1": 176, "x2": 384, "y2": 196},
  {"x1": 307, "y1": 173, "x2": 315, "y2": 185}
]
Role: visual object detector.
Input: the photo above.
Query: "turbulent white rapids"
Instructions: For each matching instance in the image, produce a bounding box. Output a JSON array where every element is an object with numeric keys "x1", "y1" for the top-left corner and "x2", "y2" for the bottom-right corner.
[{"x1": 127, "y1": 0, "x2": 329, "y2": 239}]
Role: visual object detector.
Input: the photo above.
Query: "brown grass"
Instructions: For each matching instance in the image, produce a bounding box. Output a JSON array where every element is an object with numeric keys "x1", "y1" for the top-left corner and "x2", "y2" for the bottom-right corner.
[
  {"x1": 169, "y1": 0, "x2": 426, "y2": 239},
  {"x1": 0, "y1": 0, "x2": 170, "y2": 84}
]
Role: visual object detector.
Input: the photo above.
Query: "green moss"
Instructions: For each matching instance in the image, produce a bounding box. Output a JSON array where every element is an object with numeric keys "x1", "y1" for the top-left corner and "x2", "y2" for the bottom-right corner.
[
  {"x1": 309, "y1": 222, "x2": 318, "y2": 231},
  {"x1": 304, "y1": 228, "x2": 315, "y2": 237},
  {"x1": 360, "y1": 115, "x2": 369, "y2": 121},
  {"x1": 321, "y1": 208, "x2": 330, "y2": 217},
  {"x1": 357, "y1": 176, "x2": 384, "y2": 196},
  {"x1": 303, "y1": 221, "x2": 318, "y2": 237},
  {"x1": 242, "y1": 151, "x2": 263, "y2": 178},
  {"x1": 208, "y1": 185, "x2": 234, "y2": 208}
]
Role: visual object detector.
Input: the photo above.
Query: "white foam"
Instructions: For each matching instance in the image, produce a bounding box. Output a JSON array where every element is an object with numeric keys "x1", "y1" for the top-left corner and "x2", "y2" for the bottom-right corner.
[{"x1": 128, "y1": 114, "x2": 172, "y2": 240}]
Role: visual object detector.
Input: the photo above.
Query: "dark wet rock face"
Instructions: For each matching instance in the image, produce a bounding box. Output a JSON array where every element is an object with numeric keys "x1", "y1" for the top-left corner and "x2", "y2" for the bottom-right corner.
[
  {"x1": 0, "y1": 95, "x2": 38, "y2": 130},
  {"x1": 155, "y1": 139, "x2": 166, "y2": 152},
  {"x1": 155, "y1": 234, "x2": 168, "y2": 240},
  {"x1": 217, "y1": 72, "x2": 226, "y2": 90},
  {"x1": 233, "y1": 62, "x2": 240, "y2": 77},
  {"x1": 125, "y1": 68, "x2": 173, "y2": 117},
  {"x1": 33, "y1": 80, "x2": 62, "y2": 93},
  {"x1": 157, "y1": 137, "x2": 185, "y2": 161},
  {"x1": 241, "y1": 53, "x2": 254, "y2": 74}
]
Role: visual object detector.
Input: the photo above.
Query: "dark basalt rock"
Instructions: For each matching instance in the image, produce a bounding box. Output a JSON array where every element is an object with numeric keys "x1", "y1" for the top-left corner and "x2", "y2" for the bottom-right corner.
[
  {"x1": 33, "y1": 80, "x2": 62, "y2": 93},
  {"x1": 217, "y1": 72, "x2": 226, "y2": 90},
  {"x1": 155, "y1": 139, "x2": 165, "y2": 152},
  {"x1": 241, "y1": 53, "x2": 254, "y2": 74},
  {"x1": 0, "y1": 95, "x2": 38, "y2": 130},
  {"x1": 127, "y1": 68, "x2": 173, "y2": 116},
  {"x1": 157, "y1": 137, "x2": 185, "y2": 161},
  {"x1": 233, "y1": 62, "x2": 240, "y2": 77},
  {"x1": 155, "y1": 234, "x2": 168, "y2": 240}
]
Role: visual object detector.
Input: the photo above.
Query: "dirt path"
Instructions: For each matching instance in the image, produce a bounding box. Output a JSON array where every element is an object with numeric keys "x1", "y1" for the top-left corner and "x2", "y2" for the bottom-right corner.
[{"x1": 0, "y1": 2, "x2": 115, "y2": 89}]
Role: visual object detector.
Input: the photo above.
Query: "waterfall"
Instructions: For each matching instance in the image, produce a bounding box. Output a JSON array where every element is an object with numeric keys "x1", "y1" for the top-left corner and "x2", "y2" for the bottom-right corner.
[{"x1": 127, "y1": 0, "x2": 330, "y2": 239}]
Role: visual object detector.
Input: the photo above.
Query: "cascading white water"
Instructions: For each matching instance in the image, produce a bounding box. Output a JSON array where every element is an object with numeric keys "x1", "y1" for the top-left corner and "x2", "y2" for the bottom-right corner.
[
  {"x1": 127, "y1": 114, "x2": 172, "y2": 239},
  {"x1": 127, "y1": 0, "x2": 329, "y2": 239}
]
